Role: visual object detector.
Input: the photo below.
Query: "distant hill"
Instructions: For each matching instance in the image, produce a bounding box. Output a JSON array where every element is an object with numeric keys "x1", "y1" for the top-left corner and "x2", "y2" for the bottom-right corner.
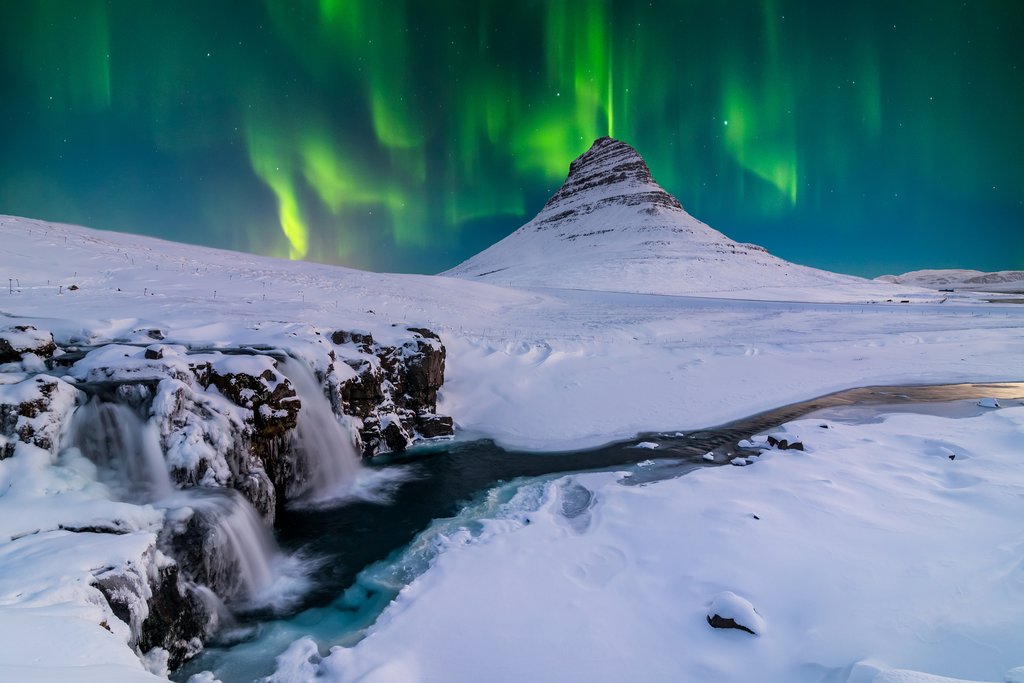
[{"x1": 876, "y1": 269, "x2": 1024, "y2": 292}]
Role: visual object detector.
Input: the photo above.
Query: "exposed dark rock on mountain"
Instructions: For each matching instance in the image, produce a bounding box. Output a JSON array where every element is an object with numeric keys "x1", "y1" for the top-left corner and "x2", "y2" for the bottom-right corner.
[{"x1": 539, "y1": 136, "x2": 683, "y2": 220}]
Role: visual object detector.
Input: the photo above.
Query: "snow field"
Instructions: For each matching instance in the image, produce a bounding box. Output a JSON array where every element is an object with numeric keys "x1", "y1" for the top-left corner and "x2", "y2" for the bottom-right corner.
[
  {"x1": 272, "y1": 404, "x2": 1024, "y2": 683},
  {"x1": 1, "y1": 215, "x2": 1023, "y2": 682}
]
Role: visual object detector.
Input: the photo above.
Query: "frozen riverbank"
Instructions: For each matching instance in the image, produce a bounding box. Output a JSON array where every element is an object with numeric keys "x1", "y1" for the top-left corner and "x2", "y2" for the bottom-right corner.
[{"x1": 257, "y1": 398, "x2": 1024, "y2": 683}]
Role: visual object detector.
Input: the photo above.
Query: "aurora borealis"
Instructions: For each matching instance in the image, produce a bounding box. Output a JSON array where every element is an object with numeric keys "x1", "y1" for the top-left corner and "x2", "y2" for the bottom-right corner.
[{"x1": 1, "y1": 1, "x2": 1021, "y2": 275}]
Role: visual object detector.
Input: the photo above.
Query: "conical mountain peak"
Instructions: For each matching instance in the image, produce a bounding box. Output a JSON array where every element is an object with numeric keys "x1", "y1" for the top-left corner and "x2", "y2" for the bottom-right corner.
[
  {"x1": 566, "y1": 136, "x2": 652, "y2": 184},
  {"x1": 445, "y1": 136, "x2": 864, "y2": 297},
  {"x1": 538, "y1": 137, "x2": 683, "y2": 220}
]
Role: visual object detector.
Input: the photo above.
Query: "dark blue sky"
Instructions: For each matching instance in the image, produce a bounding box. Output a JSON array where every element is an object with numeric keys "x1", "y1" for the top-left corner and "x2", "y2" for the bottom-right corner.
[{"x1": 1, "y1": 0, "x2": 1021, "y2": 276}]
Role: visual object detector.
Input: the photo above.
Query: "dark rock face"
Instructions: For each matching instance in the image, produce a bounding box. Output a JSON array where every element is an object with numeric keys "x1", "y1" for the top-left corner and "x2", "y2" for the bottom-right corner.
[
  {"x1": 766, "y1": 435, "x2": 804, "y2": 451},
  {"x1": 417, "y1": 414, "x2": 454, "y2": 439},
  {"x1": 707, "y1": 614, "x2": 758, "y2": 635},
  {"x1": 136, "y1": 565, "x2": 212, "y2": 668},
  {"x1": 336, "y1": 327, "x2": 453, "y2": 457},
  {"x1": 381, "y1": 417, "x2": 412, "y2": 452},
  {"x1": 203, "y1": 363, "x2": 301, "y2": 513},
  {"x1": 94, "y1": 557, "x2": 212, "y2": 669},
  {"x1": 338, "y1": 358, "x2": 386, "y2": 419},
  {"x1": 330, "y1": 329, "x2": 374, "y2": 347},
  {"x1": 538, "y1": 136, "x2": 683, "y2": 225}
]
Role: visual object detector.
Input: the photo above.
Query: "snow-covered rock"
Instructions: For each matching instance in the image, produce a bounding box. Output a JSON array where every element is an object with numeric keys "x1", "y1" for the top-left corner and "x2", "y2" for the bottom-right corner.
[
  {"x1": 0, "y1": 324, "x2": 57, "y2": 364},
  {"x1": 766, "y1": 434, "x2": 804, "y2": 451},
  {"x1": 706, "y1": 590, "x2": 766, "y2": 635},
  {"x1": 977, "y1": 398, "x2": 1001, "y2": 408},
  {"x1": 0, "y1": 373, "x2": 81, "y2": 459}
]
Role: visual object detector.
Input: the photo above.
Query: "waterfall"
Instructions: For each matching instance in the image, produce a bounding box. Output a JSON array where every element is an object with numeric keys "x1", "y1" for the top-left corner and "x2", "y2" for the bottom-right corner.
[
  {"x1": 72, "y1": 398, "x2": 175, "y2": 503},
  {"x1": 278, "y1": 358, "x2": 363, "y2": 503},
  {"x1": 72, "y1": 396, "x2": 308, "y2": 610},
  {"x1": 173, "y1": 488, "x2": 284, "y2": 606}
]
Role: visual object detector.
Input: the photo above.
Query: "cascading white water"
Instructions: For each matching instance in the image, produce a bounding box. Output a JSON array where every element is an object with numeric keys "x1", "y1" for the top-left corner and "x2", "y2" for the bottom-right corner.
[
  {"x1": 177, "y1": 488, "x2": 282, "y2": 605},
  {"x1": 72, "y1": 398, "x2": 175, "y2": 503},
  {"x1": 278, "y1": 358, "x2": 363, "y2": 503}
]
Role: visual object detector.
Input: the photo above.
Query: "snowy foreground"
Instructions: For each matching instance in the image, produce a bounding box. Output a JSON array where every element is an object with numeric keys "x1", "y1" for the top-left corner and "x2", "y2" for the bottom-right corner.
[
  {"x1": 270, "y1": 402, "x2": 1024, "y2": 683},
  {"x1": 1, "y1": 214, "x2": 1023, "y2": 682}
]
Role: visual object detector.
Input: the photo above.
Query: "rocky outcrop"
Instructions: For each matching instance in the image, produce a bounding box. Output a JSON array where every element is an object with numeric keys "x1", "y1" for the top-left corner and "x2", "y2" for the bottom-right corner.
[
  {"x1": 0, "y1": 325, "x2": 57, "y2": 364},
  {"x1": 94, "y1": 547, "x2": 214, "y2": 669},
  {"x1": 201, "y1": 360, "x2": 300, "y2": 516},
  {"x1": 334, "y1": 326, "x2": 454, "y2": 456}
]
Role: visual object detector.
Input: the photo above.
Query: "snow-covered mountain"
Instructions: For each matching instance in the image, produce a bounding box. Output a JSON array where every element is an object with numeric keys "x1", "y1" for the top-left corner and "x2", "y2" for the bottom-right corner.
[
  {"x1": 876, "y1": 269, "x2": 1024, "y2": 292},
  {"x1": 445, "y1": 137, "x2": 880, "y2": 299}
]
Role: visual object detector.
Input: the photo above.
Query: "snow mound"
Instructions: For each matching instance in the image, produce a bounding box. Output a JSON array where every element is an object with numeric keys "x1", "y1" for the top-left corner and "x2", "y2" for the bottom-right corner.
[{"x1": 847, "y1": 662, "x2": 1024, "y2": 683}]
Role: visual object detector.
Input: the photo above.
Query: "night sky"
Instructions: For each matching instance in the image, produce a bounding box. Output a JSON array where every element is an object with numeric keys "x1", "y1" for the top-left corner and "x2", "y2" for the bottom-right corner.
[{"x1": 1, "y1": 1, "x2": 1021, "y2": 277}]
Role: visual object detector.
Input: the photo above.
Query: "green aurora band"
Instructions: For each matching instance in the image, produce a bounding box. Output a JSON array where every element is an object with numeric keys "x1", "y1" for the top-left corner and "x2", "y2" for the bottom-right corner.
[{"x1": 0, "y1": 0, "x2": 1020, "y2": 275}]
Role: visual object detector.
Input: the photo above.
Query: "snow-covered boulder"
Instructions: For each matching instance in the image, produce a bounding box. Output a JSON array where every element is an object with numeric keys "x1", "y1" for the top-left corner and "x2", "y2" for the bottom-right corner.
[
  {"x1": 977, "y1": 398, "x2": 1000, "y2": 408},
  {"x1": 766, "y1": 434, "x2": 804, "y2": 451},
  {"x1": 706, "y1": 590, "x2": 766, "y2": 635},
  {"x1": 0, "y1": 325, "x2": 57, "y2": 364},
  {"x1": 0, "y1": 374, "x2": 82, "y2": 459}
]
